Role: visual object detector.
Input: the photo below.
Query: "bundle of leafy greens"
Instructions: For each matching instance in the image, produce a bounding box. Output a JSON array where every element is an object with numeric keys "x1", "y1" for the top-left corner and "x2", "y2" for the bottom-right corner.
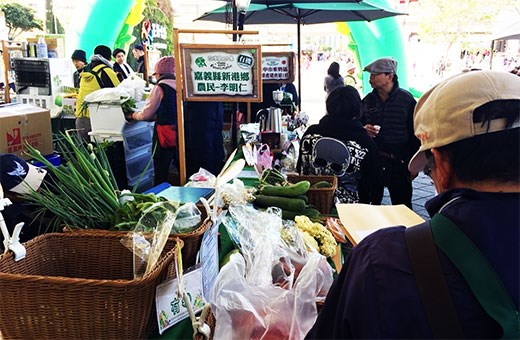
[{"x1": 23, "y1": 131, "x2": 157, "y2": 232}]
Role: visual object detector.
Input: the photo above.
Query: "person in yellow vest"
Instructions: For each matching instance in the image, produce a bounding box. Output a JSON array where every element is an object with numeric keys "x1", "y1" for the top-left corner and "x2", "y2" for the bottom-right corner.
[{"x1": 75, "y1": 45, "x2": 120, "y2": 141}]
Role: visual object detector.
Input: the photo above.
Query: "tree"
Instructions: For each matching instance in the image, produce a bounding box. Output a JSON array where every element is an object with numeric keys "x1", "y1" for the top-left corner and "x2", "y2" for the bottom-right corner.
[
  {"x1": 45, "y1": 0, "x2": 64, "y2": 34},
  {"x1": 416, "y1": 0, "x2": 517, "y2": 62},
  {"x1": 1, "y1": 3, "x2": 44, "y2": 40}
]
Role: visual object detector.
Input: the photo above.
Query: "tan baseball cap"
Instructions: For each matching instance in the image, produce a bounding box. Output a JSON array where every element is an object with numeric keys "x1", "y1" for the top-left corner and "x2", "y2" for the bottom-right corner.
[{"x1": 408, "y1": 70, "x2": 520, "y2": 173}]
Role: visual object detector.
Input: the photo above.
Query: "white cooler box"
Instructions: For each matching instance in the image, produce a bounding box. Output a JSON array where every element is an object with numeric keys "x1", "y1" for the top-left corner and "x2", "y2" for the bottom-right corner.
[{"x1": 88, "y1": 103, "x2": 129, "y2": 140}]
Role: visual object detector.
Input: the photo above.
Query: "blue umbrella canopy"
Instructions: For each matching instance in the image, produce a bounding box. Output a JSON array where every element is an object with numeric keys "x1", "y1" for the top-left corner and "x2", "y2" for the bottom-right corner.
[
  {"x1": 196, "y1": 1, "x2": 405, "y2": 106},
  {"x1": 198, "y1": 2, "x2": 403, "y2": 25}
]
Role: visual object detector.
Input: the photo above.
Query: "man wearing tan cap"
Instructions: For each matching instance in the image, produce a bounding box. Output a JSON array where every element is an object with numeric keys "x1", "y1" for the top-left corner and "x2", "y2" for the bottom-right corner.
[
  {"x1": 360, "y1": 57, "x2": 419, "y2": 208},
  {"x1": 307, "y1": 70, "x2": 520, "y2": 338}
]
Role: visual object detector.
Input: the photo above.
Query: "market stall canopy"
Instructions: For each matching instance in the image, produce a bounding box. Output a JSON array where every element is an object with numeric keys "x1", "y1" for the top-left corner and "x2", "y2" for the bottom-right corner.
[
  {"x1": 492, "y1": 21, "x2": 520, "y2": 40},
  {"x1": 198, "y1": 2, "x2": 405, "y2": 25},
  {"x1": 195, "y1": 1, "x2": 405, "y2": 107}
]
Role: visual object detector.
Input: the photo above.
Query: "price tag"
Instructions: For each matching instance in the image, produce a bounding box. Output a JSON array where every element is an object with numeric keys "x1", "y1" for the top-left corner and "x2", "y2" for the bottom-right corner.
[{"x1": 155, "y1": 267, "x2": 205, "y2": 334}]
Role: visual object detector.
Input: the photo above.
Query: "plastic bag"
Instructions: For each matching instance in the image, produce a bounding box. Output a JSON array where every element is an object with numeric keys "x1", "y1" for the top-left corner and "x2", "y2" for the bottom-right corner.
[
  {"x1": 213, "y1": 205, "x2": 334, "y2": 339},
  {"x1": 281, "y1": 140, "x2": 299, "y2": 173},
  {"x1": 186, "y1": 168, "x2": 216, "y2": 188},
  {"x1": 211, "y1": 251, "x2": 333, "y2": 339},
  {"x1": 118, "y1": 74, "x2": 146, "y2": 101},
  {"x1": 219, "y1": 178, "x2": 255, "y2": 206},
  {"x1": 120, "y1": 201, "x2": 178, "y2": 278},
  {"x1": 171, "y1": 202, "x2": 201, "y2": 234},
  {"x1": 254, "y1": 144, "x2": 273, "y2": 174},
  {"x1": 325, "y1": 216, "x2": 348, "y2": 243},
  {"x1": 240, "y1": 123, "x2": 260, "y2": 144},
  {"x1": 84, "y1": 87, "x2": 133, "y2": 104}
]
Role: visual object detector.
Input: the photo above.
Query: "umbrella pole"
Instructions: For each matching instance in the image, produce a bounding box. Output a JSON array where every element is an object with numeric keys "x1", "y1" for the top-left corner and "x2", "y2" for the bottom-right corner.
[
  {"x1": 232, "y1": 1, "x2": 239, "y2": 149},
  {"x1": 297, "y1": 14, "x2": 302, "y2": 110}
]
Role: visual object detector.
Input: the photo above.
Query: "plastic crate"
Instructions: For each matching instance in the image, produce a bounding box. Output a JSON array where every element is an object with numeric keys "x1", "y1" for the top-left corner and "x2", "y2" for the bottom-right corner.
[
  {"x1": 128, "y1": 169, "x2": 155, "y2": 193},
  {"x1": 123, "y1": 126, "x2": 153, "y2": 154},
  {"x1": 126, "y1": 150, "x2": 154, "y2": 180}
]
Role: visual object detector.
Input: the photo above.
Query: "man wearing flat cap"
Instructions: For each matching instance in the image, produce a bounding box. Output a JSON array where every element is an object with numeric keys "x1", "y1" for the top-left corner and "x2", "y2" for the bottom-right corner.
[
  {"x1": 307, "y1": 70, "x2": 520, "y2": 338},
  {"x1": 359, "y1": 57, "x2": 419, "y2": 208}
]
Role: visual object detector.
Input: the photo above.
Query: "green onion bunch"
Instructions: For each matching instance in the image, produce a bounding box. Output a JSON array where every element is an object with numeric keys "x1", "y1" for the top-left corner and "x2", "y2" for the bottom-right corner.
[{"x1": 24, "y1": 132, "x2": 122, "y2": 231}]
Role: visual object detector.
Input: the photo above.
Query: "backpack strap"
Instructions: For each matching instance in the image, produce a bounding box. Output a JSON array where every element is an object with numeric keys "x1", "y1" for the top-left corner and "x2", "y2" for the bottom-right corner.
[
  {"x1": 405, "y1": 221, "x2": 465, "y2": 338},
  {"x1": 431, "y1": 214, "x2": 520, "y2": 339},
  {"x1": 85, "y1": 65, "x2": 111, "y2": 88}
]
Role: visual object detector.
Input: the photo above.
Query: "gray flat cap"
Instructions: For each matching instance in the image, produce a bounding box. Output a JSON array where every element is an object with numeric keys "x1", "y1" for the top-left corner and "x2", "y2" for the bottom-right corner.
[{"x1": 363, "y1": 57, "x2": 397, "y2": 74}]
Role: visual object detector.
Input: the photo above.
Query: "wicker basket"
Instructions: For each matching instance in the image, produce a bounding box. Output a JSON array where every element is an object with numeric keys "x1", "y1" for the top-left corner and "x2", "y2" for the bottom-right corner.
[
  {"x1": 287, "y1": 175, "x2": 338, "y2": 214},
  {"x1": 0, "y1": 232, "x2": 177, "y2": 339},
  {"x1": 64, "y1": 207, "x2": 213, "y2": 270}
]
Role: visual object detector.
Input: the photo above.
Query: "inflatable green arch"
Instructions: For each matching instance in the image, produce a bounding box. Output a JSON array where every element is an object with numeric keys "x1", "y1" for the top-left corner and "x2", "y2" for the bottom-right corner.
[
  {"x1": 74, "y1": 0, "x2": 420, "y2": 96},
  {"x1": 72, "y1": 0, "x2": 145, "y2": 60}
]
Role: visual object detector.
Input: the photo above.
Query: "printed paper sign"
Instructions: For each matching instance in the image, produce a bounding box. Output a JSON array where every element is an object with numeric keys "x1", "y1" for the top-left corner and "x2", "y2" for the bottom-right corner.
[
  {"x1": 262, "y1": 56, "x2": 290, "y2": 81},
  {"x1": 155, "y1": 267, "x2": 206, "y2": 334},
  {"x1": 190, "y1": 51, "x2": 254, "y2": 96},
  {"x1": 181, "y1": 44, "x2": 262, "y2": 102},
  {"x1": 262, "y1": 52, "x2": 295, "y2": 83}
]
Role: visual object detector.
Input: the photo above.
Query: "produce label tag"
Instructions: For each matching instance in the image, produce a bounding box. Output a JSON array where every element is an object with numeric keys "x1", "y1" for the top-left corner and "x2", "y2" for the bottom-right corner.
[
  {"x1": 200, "y1": 214, "x2": 221, "y2": 299},
  {"x1": 155, "y1": 267, "x2": 205, "y2": 334}
]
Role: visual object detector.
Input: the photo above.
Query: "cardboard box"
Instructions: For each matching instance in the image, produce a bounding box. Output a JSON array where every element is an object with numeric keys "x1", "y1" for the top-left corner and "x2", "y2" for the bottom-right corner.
[{"x1": 0, "y1": 104, "x2": 53, "y2": 159}]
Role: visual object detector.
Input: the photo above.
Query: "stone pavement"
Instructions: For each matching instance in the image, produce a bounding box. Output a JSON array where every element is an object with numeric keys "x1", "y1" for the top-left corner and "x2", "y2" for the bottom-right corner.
[{"x1": 381, "y1": 172, "x2": 436, "y2": 220}]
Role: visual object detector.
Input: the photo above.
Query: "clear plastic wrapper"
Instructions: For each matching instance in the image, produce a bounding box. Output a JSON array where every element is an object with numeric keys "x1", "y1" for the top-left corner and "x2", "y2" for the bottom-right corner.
[
  {"x1": 213, "y1": 204, "x2": 334, "y2": 339},
  {"x1": 186, "y1": 168, "x2": 216, "y2": 188},
  {"x1": 324, "y1": 216, "x2": 348, "y2": 243},
  {"x1": 120, "y1": 201, "x2": 178, "y2": 278},
  {"x1": 171, "y1": 202, "x2": 201, "y2": 234},
  {"x1": 219, "y1": 178, "x2": 256, "y2": 206},
  {"x1": 240, "y1": 123, "x2": 260, "y2": 144}
]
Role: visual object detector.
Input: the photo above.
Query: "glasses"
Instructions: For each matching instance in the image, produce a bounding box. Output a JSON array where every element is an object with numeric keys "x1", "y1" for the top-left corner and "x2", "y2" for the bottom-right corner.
[{"x1": 423, "y1": 155, "x2": 435, "y2": 178}]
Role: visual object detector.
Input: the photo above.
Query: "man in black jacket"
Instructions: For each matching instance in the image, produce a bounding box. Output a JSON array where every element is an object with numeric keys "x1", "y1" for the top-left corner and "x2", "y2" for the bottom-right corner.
[{"x1": 360, "y1": 57, "x2": 419, "y2": 209}]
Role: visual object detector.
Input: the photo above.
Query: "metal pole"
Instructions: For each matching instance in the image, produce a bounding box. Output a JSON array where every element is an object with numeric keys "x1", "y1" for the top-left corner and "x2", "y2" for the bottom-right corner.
[
  {"x1": 232, "y1": 1, "x2": 238, "y2": 42},
  {"x1": 231, "y1": 1, "x2": 239, "y2": 150},
  {"x1": 297, "y1": 14, "x2": 302, "y2": 109}
]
